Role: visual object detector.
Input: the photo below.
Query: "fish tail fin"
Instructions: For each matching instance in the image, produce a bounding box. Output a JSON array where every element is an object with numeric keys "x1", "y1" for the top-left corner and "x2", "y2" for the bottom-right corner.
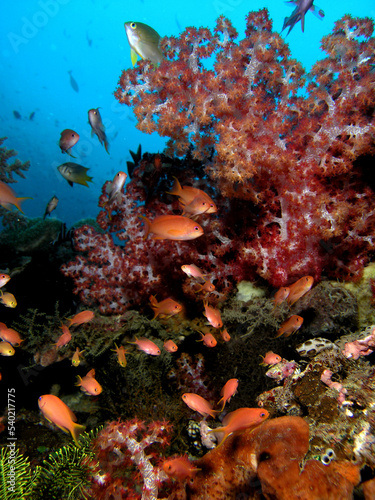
[
  {"x1": 216, "y1": 397, "x2": 225, "y2": 412},
  {"x1": 75, "y1": 375, "x2": 82, "y2": 386},
  {"x1": 71, "y1": 423, "x2": 86, "y2": 447},
  {"x1": 102, "y1": 132, "x2": 110, "y2": 154},
  {"x1": 209, "y1": 408, "x2": 220, "y2": 419},
  {"x1": 167, "y1": 177, "x2": 182, "y2": 196},
  {"x1": 149, "y1": 295, "x2": 158, "y2": 306},
  {"x1": 15, "y1": 197, "x2": 32, "y2": 213},
  {"x1": 138, "y1": 215, "x2": 151, "y2": 239}
]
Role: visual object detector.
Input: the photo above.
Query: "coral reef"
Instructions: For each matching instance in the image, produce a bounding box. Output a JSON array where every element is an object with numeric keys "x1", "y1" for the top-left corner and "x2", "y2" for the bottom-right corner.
[
  {"x1": 115, "y1": 10, "x2": 375, "y2": 288},
  {"x1": 170, "y1": 416, "x2": 360, "y2": 499},
  {"x1": 0, "y1": 137, "x2": 30, "y2": 184},
  {"x1": 87, "y1": 419, "x2": 172, "y2": 499},
  {"x1": 0, "y1": 218, "x2": 63, "y2": 256}
]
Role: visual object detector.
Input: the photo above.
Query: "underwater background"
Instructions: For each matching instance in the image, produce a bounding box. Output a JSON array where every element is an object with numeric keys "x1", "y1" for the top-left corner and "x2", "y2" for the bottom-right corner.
[
  {"x1": 1, "y1": 0, "x2": 375, "y2": 499},
  {"x1": 0, "y1": 0, "x2": 373, "y2": 226}
]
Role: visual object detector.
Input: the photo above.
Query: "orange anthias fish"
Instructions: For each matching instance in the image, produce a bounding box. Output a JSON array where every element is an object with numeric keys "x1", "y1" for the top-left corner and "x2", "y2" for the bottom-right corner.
[
  {"x1": 55, "y1": 324, "x2": 72, "y2": 348},
  {"x1": 181, "y1": 264, "x2": 207, "y2": 280},
  {"x1": 209, "y1": 407, "x2": 269, "y2": 445},
  {"x1": 59, "y1": 129, "x2": 80, "y2": 157},
  {"x1": 0, "y1": 181, "x2": 31, "y2": 213},
  {"x1": 71, "y1": 347, "x2": 85, "y2": 367},
  {"x1": 0, "y1": 341, "x2": 15, "y2": 356},
  {"x1": 76, "y1": 368, "x2": 102, "y2": 396},
  {"x1": 182, "y1": 393, "x2": 217, "y2": 418},
  {"x1": 139, "y1": 214, "x2": 204, "y2": 240},
  {"x1": 0, "y1": 274, "x2": 10, "y2": 288},
  {"x1": 112, "y1": 343, "x2": 128, "y2": 367},
  {"x1": 129, "y1": 337, "x2": 161, "y2": 356},
  {"x1": 287, "y1": 276, "x2": 314, "y2": 306},
  {"x1": 38, "y1": 394, "x2": 86, "y2": 446},
  {"x1": 0, "y1": 292, "x2": 17, "y2": 308},
  {"x1": 260, "y1": 351, "x2": 282, "y2": 366},
  {"x1": 149, "y1": 295, "x2": 182, "y2": 319},
  {"x1": 217, "y1": 378, "x2": 239, "y2": 411},
  {"x1": 182, "y1": 195, "x2": 216, "y2": 217},
  {"x1": 88, "y1": 108, "x2": 109, "y2": 154},
  {"x1": 273, "y1": 286, "x2": 290, "y2": 309},
  {"x1": 67, "y1": 310, "x2": 95, "y2": 327},
  {"x1": 164, "y1": 340, "x2": 178, "y2": 353},
  {"x1": 198, "y1": 331, "x2": 217, "y2": 348},
  {"x1": 220, "y1": 329, "x2": 231, "y2": 342},
  {"x1": 196, "y1": 280, "x2": 215, "y2": 295},
  {"x1": 0, "y1": 326, "x2": 23, "y2": 346},
  {"x1": 167, "y1": 178, "x2": 217, "y2": 216},
  {"x1": 162, "y1": 456, "x2": 200, "y2": 480},
  {"x1": 276, "y1": 315, "x2": 304, "y2": 338},
  {"x1": 203, "y1": 300, "x2": 223, "y2": 329}
]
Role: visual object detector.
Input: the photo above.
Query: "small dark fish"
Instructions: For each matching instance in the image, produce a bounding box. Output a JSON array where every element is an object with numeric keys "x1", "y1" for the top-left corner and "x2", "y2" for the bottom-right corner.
[
  {"x1": 68, "y1": 70, "x2": 79, "y2": 92},
  {"x1": 86, "y1": 32, "x2": 92, "y2": 47},
  {"x1": 126, "y1": 144, "x2": 142, "y2": 178},
  {"x1": 52, "y1": 222, "x2": 74, "y2": 246},
  {"x1": 57, "y1": 162, "x2": 93, "y2": 187},
  {"x1": 13, "y1": 110, "x2": 22, "y2": 120},
  {"x1": 88, "y1": 108, "x2": 109, "y2": 154},
  {"x1": 282, "y1": 0, "x2": 324, "y2": 35},
  {"x1": 44, "y1": 195, "x2": 59, "y2": 219},
  {"x1": 29, "y1": 111, "x2": 36, "y2": 121}
]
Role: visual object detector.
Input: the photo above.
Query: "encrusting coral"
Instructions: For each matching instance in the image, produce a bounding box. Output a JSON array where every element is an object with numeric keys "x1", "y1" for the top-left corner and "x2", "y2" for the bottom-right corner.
[{"x1": 170, "y1": 416, "x2": 360, "y2": 500}]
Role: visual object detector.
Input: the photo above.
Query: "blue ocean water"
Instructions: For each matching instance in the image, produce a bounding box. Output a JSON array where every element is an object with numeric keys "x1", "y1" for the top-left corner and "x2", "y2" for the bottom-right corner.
[{"x1": 0, "y1": 0, "x2": 374, "y2": 227}]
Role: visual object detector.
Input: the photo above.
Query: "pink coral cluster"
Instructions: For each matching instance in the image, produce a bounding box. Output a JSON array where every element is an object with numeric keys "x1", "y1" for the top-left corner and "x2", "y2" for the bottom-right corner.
[
  {"x1": 62, "y1": 11, "x2": 375, "y2": 314},
  {"x1": 115, "y1": 10, "x2": 375, "y2": 287},
  {"x1": 320, "y1": 368, "x2": 348, "y2": 406},
  {"x1": 87, "y1": 419, "x2": 172, "y2": 500},
  {"x1": 342, "y1": 326, "x2": 375, "y2": 360}
]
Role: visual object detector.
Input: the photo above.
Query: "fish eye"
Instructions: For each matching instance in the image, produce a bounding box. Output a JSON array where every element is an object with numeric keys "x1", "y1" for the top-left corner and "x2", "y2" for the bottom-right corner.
[
  {"x1": 260, "y1": 412, "x2": 266, "y2": 417},
  {"x1": 194, "y1": 226, "x2": 200, "y2": 231},
  {"x1": 130, "y1": 22, "x2": 136, "y2": 29}
]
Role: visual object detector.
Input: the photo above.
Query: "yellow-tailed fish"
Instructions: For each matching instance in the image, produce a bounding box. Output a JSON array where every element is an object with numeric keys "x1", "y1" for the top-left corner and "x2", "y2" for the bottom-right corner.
[
  {"x1": 0, "y1": 291, "x2": 17, "y2": 308},
  {"x1": 57, "y1": 163, "x2": 93, "y2": 187},
  {"x1": 0, "y1": 341, "x2": 15, "y2": 356},
  {"x1": 124, "y1": 21, "x2": 163, "y2": 66},
  {"x1": 71, "y1": 347, "x2": 85, "y2": 367}
]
